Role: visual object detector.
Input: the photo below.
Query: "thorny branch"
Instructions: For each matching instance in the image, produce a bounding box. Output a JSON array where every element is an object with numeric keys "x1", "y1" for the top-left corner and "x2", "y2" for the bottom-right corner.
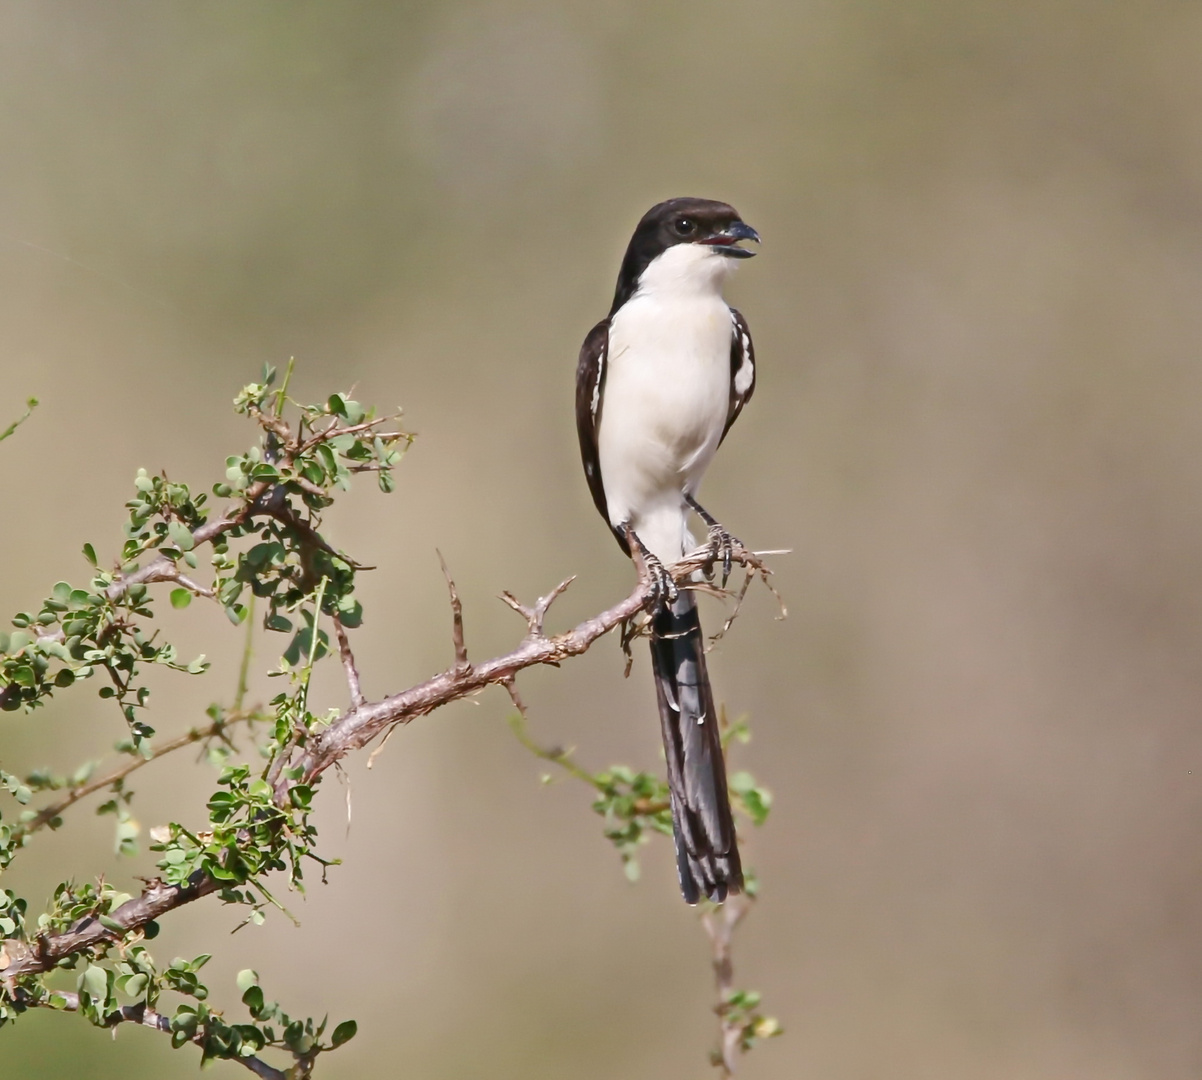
[
  {"x1": 1, "y1": 392, "x2": 783, "y2": 1080},
  {"x1": 437, "y1": 550, "x2": 471, "y2": 677},
  {"x1": 34, "y1": 991, "x2": 289, "y2": 1080},
  {"x1": 0, "y1": 541, "x2": 779, "y2": 983}
]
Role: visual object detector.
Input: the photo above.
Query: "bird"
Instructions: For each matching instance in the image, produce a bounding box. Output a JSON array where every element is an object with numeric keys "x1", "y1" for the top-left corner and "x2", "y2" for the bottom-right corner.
[{"x1": 575, "y1": 197, "x2": 760, "y2": 904}]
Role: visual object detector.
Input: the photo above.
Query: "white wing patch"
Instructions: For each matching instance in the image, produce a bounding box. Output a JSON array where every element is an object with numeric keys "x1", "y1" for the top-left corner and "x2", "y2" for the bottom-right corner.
[
  {"x1": 732, "y1": 318, "x2": 754, "y2": 395},
  {"x1": 591, "y1": 361, "x2": 603, "y2": 417}
]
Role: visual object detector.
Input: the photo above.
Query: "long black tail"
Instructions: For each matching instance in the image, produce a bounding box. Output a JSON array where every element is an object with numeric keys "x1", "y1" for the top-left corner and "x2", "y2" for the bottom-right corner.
[{"x1": 650, "y1": 591, "x2": 743, "y2": 904}]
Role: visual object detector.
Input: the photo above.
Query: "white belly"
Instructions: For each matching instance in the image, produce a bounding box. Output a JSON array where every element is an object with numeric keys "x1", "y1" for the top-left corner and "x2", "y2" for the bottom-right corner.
[{"x1": 598, "y1": 294, "x2": 731, "y2": 561}]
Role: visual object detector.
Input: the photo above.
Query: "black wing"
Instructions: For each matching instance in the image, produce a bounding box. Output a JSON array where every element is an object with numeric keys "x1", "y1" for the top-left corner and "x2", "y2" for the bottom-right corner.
[
  {"x1": 720, "y1": 308, "x2": 756, "y2": 446},
  {"x1": 576, "y1": 318, "x2": 630, "y2": 552}
]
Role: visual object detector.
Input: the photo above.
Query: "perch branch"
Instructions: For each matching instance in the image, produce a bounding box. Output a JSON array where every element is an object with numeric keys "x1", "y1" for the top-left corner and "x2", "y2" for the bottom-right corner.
[{"x1": 2, "y1": 545, "x2": 779, "y2": 984}]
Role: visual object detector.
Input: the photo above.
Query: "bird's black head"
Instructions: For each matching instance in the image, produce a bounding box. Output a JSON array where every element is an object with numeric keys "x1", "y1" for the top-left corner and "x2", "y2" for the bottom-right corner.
[{"x1": 611, "y1": 197, "x2": 760, "y2": 314}]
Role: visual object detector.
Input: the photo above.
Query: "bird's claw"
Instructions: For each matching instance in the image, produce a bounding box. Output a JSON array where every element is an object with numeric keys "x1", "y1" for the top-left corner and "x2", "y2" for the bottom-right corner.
[
  {"x1": 702, "y1": 524, "x2": 743, "y2": 588},
  {"x1": 641, "y1": 549, "x2": 679, "y2": 612}
]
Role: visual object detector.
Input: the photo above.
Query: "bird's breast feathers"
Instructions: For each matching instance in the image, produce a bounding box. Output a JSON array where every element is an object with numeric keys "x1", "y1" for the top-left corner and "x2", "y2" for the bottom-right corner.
[{"x1": 598, "y1": 293, "x2": 733, "y2": 522}]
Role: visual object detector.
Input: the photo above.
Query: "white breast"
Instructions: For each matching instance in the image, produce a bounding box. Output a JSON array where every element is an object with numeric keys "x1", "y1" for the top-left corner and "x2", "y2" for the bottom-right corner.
[{"x1": 597, "y1": 245, "x2": 734, "y2": 560}]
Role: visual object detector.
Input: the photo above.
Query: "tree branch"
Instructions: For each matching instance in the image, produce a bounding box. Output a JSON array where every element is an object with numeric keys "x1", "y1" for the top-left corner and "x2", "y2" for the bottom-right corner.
[
  {"x1": 701, "y1": 895, "x2": 752, "y2": 1077},
  {"x1": 26, "y1": 992, "x2": 287, "y2": 1080},
  {"x1": 1, "y1": 545, "x2": 778, "y2": 985},
  {"x1": 332, "y1": 616, "x2": 365, "y2": 710},
  {"x1": 0, "y1": 875, "x2": 218, "y2": 979},
  {"x1": 436, "y1": 550, "x2": 470, "y2": 677}
]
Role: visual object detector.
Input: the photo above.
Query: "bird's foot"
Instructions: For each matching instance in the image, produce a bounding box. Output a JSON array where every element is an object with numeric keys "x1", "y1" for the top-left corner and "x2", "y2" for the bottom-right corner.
[
  {"x1": 641, "y1": 548, "x2": 679, "y2": 612},
  {"x1": 625, "y1": 524, "x2": 679, "y2": 612},
  {"x1": 702, "y1": 522, "x2": 744, "y2": 589}
]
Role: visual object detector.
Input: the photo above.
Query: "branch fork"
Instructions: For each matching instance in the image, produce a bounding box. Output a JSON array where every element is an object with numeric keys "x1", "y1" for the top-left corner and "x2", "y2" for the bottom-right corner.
[{"x1": 498, "y1": 576, "x2": 576, "y2": 641}]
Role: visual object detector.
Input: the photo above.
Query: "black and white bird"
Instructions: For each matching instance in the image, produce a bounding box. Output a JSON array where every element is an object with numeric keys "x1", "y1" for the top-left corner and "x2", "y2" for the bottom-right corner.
[{"x1": 575, "y1": 197, "x2": 759, "y2": 904}]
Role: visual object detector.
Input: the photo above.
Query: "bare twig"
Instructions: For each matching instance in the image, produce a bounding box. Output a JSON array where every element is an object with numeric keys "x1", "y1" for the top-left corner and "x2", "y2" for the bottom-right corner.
[
  {"x1": 332, "y1": 616, "x2": 365, "y2": 709},
  {"x1": 701, "y1": 894, "x2": 753, "y2": 1077},
  {"x1": 294, "y1": 549, "x2": 775, "y2": 785},
  {"x1": 498, "y1": 575, "x2": 576, "y2": 640},
  {"x1": 436, "y1": 550, "x2": 470, "y2": 676},
  {"x1": 29, "y1": 991, "x2": 288, "y2": 1080}
]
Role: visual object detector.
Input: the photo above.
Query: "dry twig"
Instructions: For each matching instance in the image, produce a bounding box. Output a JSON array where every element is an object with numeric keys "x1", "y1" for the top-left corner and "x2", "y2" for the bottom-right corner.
[{"x1": 702, "y1": 894, "x2": 753, "y2": 1077}]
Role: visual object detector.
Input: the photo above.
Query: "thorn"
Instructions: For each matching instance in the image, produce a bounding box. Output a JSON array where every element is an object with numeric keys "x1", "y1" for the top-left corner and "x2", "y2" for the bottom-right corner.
[{"x1": 436, "y1": 550, "x2": 471, "y2": 676}]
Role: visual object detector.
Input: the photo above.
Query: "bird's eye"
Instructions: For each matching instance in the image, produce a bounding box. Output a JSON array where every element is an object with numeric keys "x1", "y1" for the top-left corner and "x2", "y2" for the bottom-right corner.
[{"x1": 674, "y1": 217, "x2": 697, "y2": 236}]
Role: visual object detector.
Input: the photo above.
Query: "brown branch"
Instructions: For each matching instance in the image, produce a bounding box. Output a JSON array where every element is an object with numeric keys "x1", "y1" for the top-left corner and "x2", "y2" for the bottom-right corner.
[
  {"x1": 170, "y1": 571, "x2": 215, "y2": 598},
  {"x1": 0, "y1": 874, "x2": 218, "y2": 979},
  {"x1": 32, "y1": 991, "x2": 287, "y2": 1080},
  {"x1": 291, "y1": 548, "x2": 775, "y2": 786},
  {"x1": 101, "y1": 404, "x2": 405, "y2": 605},
  {"x1": 498, "y1": 575, "x2": 576, "y2": 639},
  {"x1": 332, "y1": 616, "x2": 365, "y2": 709},
  {"x1": 701, "y1": 895, "x2": 753, "y2": 1077},
  {"x1": 105, "y1": 508, "x2": 253, "y2": 601},
  {"x1": 2, "y1": 546, "x2": 778, "y2": 986},
  {"x1": 436, "y1": 550, "x2": 471, "y2": 676}
]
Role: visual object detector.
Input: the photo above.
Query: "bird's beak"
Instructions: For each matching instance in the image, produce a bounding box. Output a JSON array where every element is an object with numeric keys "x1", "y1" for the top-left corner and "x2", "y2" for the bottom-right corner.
[{"x1": 707, "y1": 220, "x2": 761, "y2": 258}]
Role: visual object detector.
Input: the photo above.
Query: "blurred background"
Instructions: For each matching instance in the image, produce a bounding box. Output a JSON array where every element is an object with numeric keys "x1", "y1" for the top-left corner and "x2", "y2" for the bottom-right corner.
[{"x1": 2, "y1": 1, "x2": 1202, "y2": 1077}]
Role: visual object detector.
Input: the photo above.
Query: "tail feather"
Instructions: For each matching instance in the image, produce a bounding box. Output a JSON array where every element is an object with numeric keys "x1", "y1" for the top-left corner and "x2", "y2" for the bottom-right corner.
[{"x1": 650, "y1": 591, "x2": 743, "y2": 904}]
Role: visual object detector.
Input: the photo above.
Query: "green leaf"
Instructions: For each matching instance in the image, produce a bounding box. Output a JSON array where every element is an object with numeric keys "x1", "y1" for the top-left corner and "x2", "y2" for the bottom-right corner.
[
  {"x1": 331, "y1": 1019, "x2": 357, "y2": 1047},
  {"x1": 236, "y1": 969, "x2": 259, "y2": 993},
  {"x1": 167, "y1": 520, "x2": 195, "y2": 551},
  {"x1": 79, "y1": 964, "x2": 108, "y2": 1001},
  {"x1": 170, "y1": 588, "x2": 192, "y2": 610},
  {"x1": 122, "y1": 973, "x2": 149, "y2": 999},
  {"x1": 242, "y1": 986, "x2": 265, "y2": 1014},
  {"x1": 82, "y1": 543, "x2": 98, "y2": 566}
]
